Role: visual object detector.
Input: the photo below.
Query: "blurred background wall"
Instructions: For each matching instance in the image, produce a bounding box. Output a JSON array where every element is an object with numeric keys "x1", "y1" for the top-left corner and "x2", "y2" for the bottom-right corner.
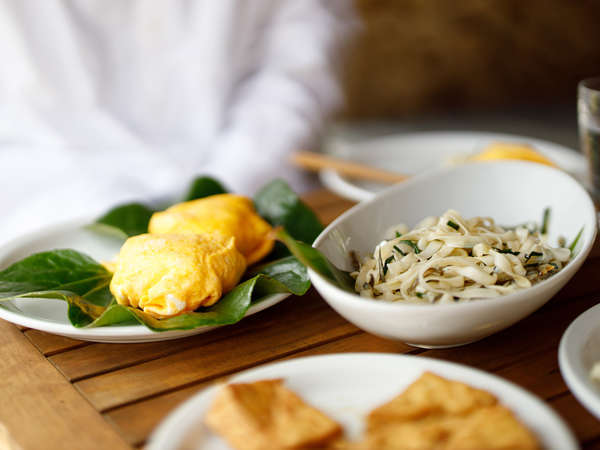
[{"x1": 341, "y1": 0, "x2": 600, "y2": 118}]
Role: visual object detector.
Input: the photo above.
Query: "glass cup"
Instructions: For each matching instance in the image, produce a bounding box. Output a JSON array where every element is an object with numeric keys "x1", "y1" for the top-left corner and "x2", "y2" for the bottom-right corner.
[{"x1": 579, "y1": 77, "x2": 600, "y2": 199}]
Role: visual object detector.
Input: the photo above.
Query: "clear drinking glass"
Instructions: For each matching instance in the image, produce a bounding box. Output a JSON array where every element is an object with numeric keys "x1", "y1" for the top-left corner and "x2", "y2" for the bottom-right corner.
[{"x1": 579, "y1": 77, "x2": 600, "y2": 199}]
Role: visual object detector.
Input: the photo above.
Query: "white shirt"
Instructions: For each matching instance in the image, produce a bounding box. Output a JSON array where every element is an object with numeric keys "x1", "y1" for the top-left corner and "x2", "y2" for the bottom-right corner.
[{"x1": 0, "y1": 0, "x2": 353, "y2": 244}]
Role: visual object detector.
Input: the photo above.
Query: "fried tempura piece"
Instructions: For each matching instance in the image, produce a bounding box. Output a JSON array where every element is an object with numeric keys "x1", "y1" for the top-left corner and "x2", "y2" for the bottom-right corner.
[
  {"x1": 446, "y1": 406, "x2": 539, "y2": 450},
  {"x1": 204, "y1": 379, "x2": 342, "y2": 450},
  {"x1": 368, "y1": 372, "x2": 497, "y2": 428}
]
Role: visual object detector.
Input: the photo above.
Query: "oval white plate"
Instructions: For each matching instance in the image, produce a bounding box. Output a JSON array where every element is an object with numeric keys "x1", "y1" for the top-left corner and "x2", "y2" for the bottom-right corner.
[
  {"x1": 320, "y1": 131, "x2": 587, "y2": 201},
  {"x1": 0, "y1": 219, "x2": 289, "y2": 343},
  {"x1": 148, "y1": 353, "x2": 577, "y2": 450},
  {"x1": 559, "y1": 303, "x2": 600, "y2": 420}
]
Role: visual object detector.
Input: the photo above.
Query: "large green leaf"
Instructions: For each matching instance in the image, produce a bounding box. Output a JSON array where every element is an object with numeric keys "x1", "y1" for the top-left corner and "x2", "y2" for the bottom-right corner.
[
  {"x1": 276, "y1": 229, "x2": 355, "y2": 292},
  {"x1": 0, "y1": 250, "x2": 121, "y2": 327},
  {"x1": 254, "y1": 179, "x2": 323, "y2": 245},
  {"x1": 184, "y1": 176, "x2": 228, "y2": 200},
  {"x1": 93, "y1": 203, "x2": 155, "y2": 238},
  {"x1": 0, "y1": 250, "x2": 310, "y2": 331}
]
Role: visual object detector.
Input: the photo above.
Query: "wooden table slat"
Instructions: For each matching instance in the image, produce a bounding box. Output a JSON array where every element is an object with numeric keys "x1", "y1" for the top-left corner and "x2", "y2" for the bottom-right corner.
[
  {"x1": 74, "y1": 296, "x2": 359, "y2": 411},
  {"x1": 0, "y1": 320, "x2": 131, "y2": 450},
  {"x1": 24, "y1": 329, "x2": 90, "y2": 356},
  {"x1": 550, "y1": 394, "x2": 600, "y2": 444},
  {"x1": 51, "y1": 292, "x2": 350, "y2": 382}
]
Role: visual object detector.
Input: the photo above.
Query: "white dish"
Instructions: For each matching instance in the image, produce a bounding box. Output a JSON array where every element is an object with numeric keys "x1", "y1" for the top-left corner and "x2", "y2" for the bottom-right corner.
[
  {"x1": 559, "y1": 303, "x2": 600, "y2": 420},
  {"x1": 310, "y1": 161, "x2": 597, "y2": 348},
  {"x1": 0, "y1": 220, "x2": 288, "y2": 343},
  {"x1": 320, "y1": 131, "x2": 587, "y2": 202},
  {"x1": 147, "y1": 353, "x2": 577, "y2": 450}
]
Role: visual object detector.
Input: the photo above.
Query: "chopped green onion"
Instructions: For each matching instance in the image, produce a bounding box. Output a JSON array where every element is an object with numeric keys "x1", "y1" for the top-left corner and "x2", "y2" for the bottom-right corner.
[
  {"x1": 493, "y1": 248, "x2": 520, "y2": 255},
  {"x1": 395, "y1": 231, "x2": 401, "y2": 238},
  {"x1": 399, "y1": 240, "x2": 421, "y2": 254},
  {"x1": 447, "y1": 220, "x2": 460, "y2": 230},
  {"x1": 525, "y1": 251, "x2": 543, "y2": 262},
  {"x1": 382, "y1": 255, "x2": 395, "y2": 276},
  {"x1": 569, "y1": 227, "x2": 584, "y2": 254},
  {"x1": 393, "y1": 245, "x2": 407, "y2": 256},
  {"x1": 541, "y1": 207, "x2": 550, "y2": 234},
  {"x1": 416, "y1": 292, "x2": 424, "y2": 298}
]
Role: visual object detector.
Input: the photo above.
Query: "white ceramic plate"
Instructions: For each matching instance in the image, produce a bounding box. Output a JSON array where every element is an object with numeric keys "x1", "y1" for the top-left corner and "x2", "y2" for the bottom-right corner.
[
  {"x1": 0, "y1": 219, "x2": 289, "y2": 343},
  {"x1": 559, "y1": 303, "x2": 600, "y2": 420},
  {"x1": 320, "y1": 131, "x2": 587, "y2": 201},
  {"x1": 147, "y1": 353, "x2": 577, "y2": 450}
]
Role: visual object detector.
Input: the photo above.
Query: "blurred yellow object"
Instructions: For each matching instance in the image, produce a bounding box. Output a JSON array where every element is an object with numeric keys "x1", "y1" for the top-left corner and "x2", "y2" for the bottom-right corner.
[
  {"x1": 110, "y1": 233, "x2": 246, "y2": 318},
  {"x1": 471, "y1": 143, "x2": 557, "y2": 167},
  {"x1": 149, "y1": 194, "x2": 274, "y2": 265}
]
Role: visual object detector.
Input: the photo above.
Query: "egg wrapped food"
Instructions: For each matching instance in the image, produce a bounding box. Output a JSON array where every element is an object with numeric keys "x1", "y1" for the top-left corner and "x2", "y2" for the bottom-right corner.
[
  {"x1": 149, "y1": 194, "x2": 274, "y2": 265},
  {"x1": 471, "y1": 142, "x2": 557, "y2": 167},
  {"x1": 110, "y1": 233, "x2": 247, "y2": 318}
]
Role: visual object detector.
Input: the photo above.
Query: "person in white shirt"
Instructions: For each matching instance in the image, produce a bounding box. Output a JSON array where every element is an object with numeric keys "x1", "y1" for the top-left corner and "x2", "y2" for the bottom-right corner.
[{"x1": 0, "y1": 0, "x2": 354, "y2": 244}]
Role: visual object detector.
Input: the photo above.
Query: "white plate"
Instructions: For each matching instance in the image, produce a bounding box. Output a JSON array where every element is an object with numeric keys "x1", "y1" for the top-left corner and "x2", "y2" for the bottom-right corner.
[
  {"x1": 320, "y1": 131, "x2": 587, "y2": 201},
  {"x1": 0, "y1": 219, "x2": 289, "y2": 343},
  {"x1": 148, "y1": 353, "x2": 577, "y2": 450},
  {"x1": 559, "y1": 303, "x2": 600, "y2": 420}
]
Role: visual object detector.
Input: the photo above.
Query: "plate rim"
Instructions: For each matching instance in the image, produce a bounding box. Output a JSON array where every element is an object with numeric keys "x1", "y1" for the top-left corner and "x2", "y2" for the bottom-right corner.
[
  {"x1": 0, "y1": 218, "x2": 290, "y2": 342},
  {"x1": 559, "y1": 302, "x2": 600, "y2": 420},
  {"x1": 147, "y1": 352, "x2": 578, "y2": 450},
  {"x1": 320, "y1": 130, "x2": 587, "y2": 202}
]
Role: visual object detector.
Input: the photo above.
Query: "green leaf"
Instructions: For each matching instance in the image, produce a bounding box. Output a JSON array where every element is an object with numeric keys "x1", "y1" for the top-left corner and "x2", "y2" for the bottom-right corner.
[
  {"x1": 276, "y1": 228, "x2": 354, "y2": 292},
  {"x1": 184, "y1": 176, "x2": 228, "y2": 201},
  {"x1": 254, "y1": 179, "x2": 323, "y2": 245},
  {"x1": 246, "y1": 256, "x2": 310, "y2": 295},
  {"x1": 0, "y1": 249, "x2": 119, "y2": 327},
  {"x1": 93, "y1": 203, "x2": 155, "y2": 238}
]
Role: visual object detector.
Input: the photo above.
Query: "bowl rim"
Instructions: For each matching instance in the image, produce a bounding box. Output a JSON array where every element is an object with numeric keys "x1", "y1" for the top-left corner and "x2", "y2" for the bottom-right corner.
[{"x1": 310, "y1": 160, "x2": 597, "y2": 311}]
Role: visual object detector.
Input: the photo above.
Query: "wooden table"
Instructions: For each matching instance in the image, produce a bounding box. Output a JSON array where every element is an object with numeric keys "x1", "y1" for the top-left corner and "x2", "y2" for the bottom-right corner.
[{"x1": 2, "y1": 189, "x2": 600, "y2": 449}]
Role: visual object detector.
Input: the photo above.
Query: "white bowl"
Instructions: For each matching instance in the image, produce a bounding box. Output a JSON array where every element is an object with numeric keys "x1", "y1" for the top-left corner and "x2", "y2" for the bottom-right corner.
[
  {"x1": 559, "y1": 303, "x2": 600, "y2": 420},
  {"x1": 309, "y1": 161, "x2": 597, "y2": 348}
]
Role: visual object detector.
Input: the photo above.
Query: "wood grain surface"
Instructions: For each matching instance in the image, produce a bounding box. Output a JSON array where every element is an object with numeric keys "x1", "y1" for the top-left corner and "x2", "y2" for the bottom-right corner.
[{"x1": 1, "y1": 190, "x2": 600, "y2": 449}]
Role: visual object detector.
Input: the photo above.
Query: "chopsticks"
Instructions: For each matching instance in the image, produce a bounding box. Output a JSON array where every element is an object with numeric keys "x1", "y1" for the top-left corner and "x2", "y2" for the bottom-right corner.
[{"x1": 291, "y1": 151, "x2": 408, "y2": 184}]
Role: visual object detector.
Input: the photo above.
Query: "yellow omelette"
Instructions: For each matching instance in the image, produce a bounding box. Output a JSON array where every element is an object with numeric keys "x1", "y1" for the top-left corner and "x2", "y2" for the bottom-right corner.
[
  {"x1": 109, "y1": 233, "x2": 246, "y2": 318},
  {"x1": 149, "y1": 194, "x2": 274, "y2": 265}
]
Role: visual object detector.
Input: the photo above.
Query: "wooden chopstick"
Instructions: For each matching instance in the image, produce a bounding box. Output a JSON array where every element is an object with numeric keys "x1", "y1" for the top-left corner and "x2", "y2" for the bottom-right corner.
[{"x1": 291, "y1": 151, "x2": 408, "y2": 184}]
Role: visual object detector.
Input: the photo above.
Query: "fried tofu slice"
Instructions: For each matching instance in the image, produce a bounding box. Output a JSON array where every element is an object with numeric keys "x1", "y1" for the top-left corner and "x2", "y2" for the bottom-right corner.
[
  {"x1": 446, "y1": 406, "x2": 539, "y2": 450},
  {"x1": 204, "y1": 379, "x2": 342, "y2": 450},
  {"x1": 368, "y1": 372, "x2": 497, "y2": 428},
  {"x1": 363, "y1": 416, "x2": 463, "y2": 450}
]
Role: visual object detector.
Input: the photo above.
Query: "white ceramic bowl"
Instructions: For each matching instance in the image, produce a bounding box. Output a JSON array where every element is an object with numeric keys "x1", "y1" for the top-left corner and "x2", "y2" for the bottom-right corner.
[{"x1": 309, "y1": 161, "x2": 597, "y2": 348}]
